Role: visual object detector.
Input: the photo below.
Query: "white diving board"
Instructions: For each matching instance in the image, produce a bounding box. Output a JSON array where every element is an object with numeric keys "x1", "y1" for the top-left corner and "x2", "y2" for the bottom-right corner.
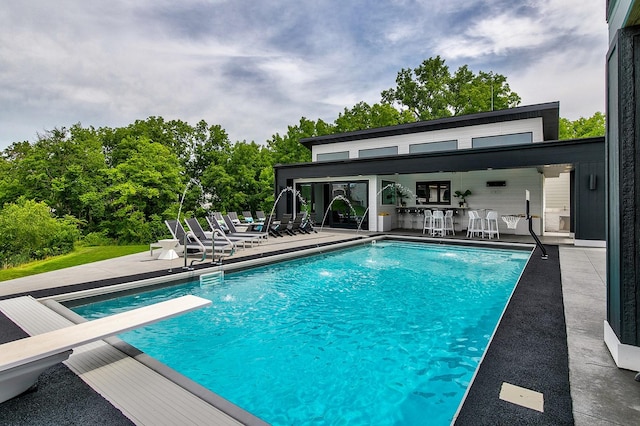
[{"x1": 0, "y1": 295, "x2": 211, "y2": 404}]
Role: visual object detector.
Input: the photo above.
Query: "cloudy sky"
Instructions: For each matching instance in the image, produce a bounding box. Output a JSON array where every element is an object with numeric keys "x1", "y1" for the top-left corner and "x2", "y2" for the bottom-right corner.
[{"x1": 0, "y1": 0, "x2": 607, "y2": 150}]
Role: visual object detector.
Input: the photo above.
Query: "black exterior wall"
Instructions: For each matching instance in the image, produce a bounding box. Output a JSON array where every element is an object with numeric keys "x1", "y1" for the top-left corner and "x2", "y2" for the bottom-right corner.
[
  {"x1": 274, "y1": 138, "x2": 605, "y2": 241},
  {"x1": 606, "y1": 26, "x2": 640, "y2": 346}
]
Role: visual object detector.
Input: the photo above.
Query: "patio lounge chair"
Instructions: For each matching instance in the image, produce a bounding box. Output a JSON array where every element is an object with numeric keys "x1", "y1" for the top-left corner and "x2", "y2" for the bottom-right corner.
[
  {"x1": 0, "y1": 295, "x2": 210, "y2": 404},
  {"x1": 277, "y1": 214, "x2": 295, "y2": 236},
  {"x1": 165, "y1": 220, "x2": 235, "y2": 254},
  {"x1": 255, "y1": 211, "x2": 266, "y2": 223},
  {"x1": 206, "y1": 216, "x2": 265, "y2": 245},
  {"x1": 288, "y1": 212, "x2": 310, "y2": 234},
  {"x1": 224, "y1": 214, "x2": 280, "y2": 238},
  {"x1": 185, "y1": 217, "x2": 253, "y2": 249},
  {"x1": 241, "y1": 211, "x2": 254, "y2": 223},
  {"x1": 227, "y1": 212, "x2": 241, "y2": 225}
]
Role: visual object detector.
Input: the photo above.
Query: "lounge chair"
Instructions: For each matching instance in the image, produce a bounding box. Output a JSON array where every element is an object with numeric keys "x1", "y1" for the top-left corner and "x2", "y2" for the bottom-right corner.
[
  {"x1": 206, "y1": 216, "x2": 266, "y2": 245},
  {"x1": 276, "y1": 214, "x2": 295, "y2": 236},
  {"x1": 185, "y1": 217, "x2": 252, "y2": 249},
  {"x1": 0, "y1": 295, "x2": 210, "y2": 404},
  {"x1": 224, "y1": 214, "x2": 280, "y2": 238},
  {"x1": 255, "y1": 211, "x2": 266, "y2": 223},
  {"x1": 227, "y1": 212, "x2": 241, "y2": 225},
  {"x1": 288, "y1": 212, "x2": 310, "y2": 234},
  {"x1": 241, "y1": 211, "x2": 255, "y2": 223},
  {"x1": 165, "y1": 220, "x2": 235, "y2": 255}
]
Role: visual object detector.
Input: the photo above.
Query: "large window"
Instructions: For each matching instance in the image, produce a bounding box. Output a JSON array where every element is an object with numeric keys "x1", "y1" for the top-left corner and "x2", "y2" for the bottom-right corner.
[
  {"x1": 358, "y1": 146, "x2": 398, "y2": 158},
  {"x1": 382, "y1": 180, "x2": 396, "y2": 205},
  {"x1": 317, "y1": 151, "x2": 349, "y2": 161},
  {"x1": 472, "y1": 132, "x2": 532, "y2": 148},
  {"x1": 416, "y1": 181, "x2": 451, "y2": 205},
  {"x1": 409, "y1": 140, "x2": 458, "y2": 153}
]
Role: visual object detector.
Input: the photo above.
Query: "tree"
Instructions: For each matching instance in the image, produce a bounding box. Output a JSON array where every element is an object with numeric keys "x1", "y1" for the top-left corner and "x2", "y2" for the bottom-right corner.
[
  {"x1": 0, "y1": 198, "x2": 80, "y2": 267},
  {"x1": 559, "y1": 112, "x2": 605, "y2": 139},
  {"x1": 103, "y1": 136, "x2": 183, "y2": 242},
  {"x1": 381, "y1": 56, "x2": 521, "y2": 121},
  {"x1": 333, "y1": 102, "x2": 414, "y2": 133},
  {"x1": 2, "y1": 126, "x2": 108, "y2": 227},
  {"x1": 268, "y1": 117, "x2": 332, "y2": 165}
]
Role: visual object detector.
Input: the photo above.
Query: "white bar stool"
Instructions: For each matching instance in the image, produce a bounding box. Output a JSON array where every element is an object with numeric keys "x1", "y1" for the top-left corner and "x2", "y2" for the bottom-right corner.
[
  {"x1": 432, "y1": 210, "x2": 445, "y2": 236},
  {"x1": 483, "y1": 210, "x2": 500, "y2": 239},
  {"x1": 422, "y1": 210, "x2": 433, "y2": 235},
  {"x1": 466, "y1": 210, "x2": 483, "y2": 237},
  {"x1": 444, "y1": 210, "x2": 455, "y2": 235}
]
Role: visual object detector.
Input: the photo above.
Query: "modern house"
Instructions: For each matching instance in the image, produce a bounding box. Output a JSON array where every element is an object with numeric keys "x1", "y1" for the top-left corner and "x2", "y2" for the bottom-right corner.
[
  {"x1": 605, "y1": 0, "x2": 640, "y2": 372},
  {"x1": 274, "y1": 102, "x2": 605, "y2": 245}
]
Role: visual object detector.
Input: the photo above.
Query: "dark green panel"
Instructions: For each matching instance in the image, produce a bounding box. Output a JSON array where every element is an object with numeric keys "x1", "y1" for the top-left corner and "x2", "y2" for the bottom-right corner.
[{"x1": 606, "y1": 26, "x2": 640, "y2": 345}]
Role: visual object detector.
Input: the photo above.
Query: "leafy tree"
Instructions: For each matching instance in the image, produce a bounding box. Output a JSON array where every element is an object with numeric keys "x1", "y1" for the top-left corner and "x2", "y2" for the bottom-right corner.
[
  {"x1": 103, "y1": 136, "x2": 183, "y2": 242},
  {"x1": 333, "y1": 102, "x2": 414, "y2": 133},
  {"x1": 3, "y1": 126, "x2": 108, "y2": 227},
  {"x1": 381, "y1": 56, "x2": 521, "y2": 121},
  {"x1": 0, "y1": 198, "x2": 80, "y2": 267},
  {"x1": 268, "y1": 117, "x2": 332, "y2": 165},
  {"x1": 559, "y1": 112, "x2": 605, "y2": 139}
]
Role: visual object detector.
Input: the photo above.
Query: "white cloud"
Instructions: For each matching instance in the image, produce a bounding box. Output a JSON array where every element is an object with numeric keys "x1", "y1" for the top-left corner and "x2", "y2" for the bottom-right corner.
[{"x1": 0, "y1": 0, "x2": 608, "y2": 149}]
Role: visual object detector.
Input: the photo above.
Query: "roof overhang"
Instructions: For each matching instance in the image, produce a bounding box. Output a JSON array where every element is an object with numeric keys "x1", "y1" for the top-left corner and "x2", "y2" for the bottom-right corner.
[
  {"x1": 275, "y1": 137, "x2": 604, "y2": 181},
  {"x1": 300, "y1": 102, "x2": 560, "y2": 150}
]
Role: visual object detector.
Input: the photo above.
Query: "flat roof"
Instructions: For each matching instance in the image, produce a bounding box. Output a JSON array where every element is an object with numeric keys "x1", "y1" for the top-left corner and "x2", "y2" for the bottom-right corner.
[{"x1": 300, "y1": 102, "x2": 560, "y2": 149}]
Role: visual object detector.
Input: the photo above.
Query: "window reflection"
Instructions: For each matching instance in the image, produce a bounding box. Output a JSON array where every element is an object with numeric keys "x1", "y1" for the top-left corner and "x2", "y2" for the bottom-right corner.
[{"x1": 416, "y1": 181, "x2": 450, "y2": 205}]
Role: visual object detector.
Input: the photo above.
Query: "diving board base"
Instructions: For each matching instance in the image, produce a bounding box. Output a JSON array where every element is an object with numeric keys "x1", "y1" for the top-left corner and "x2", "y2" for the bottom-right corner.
[{"x1": 0, "y1": 350, "x2": 72, "y2": 403}]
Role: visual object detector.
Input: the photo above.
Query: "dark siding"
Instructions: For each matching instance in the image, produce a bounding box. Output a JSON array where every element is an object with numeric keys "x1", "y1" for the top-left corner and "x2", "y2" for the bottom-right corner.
[
  {"x1": 606, "y1": 26, "x2": 640, "y2": 346},
  {"x1": 574, "y1": 162, "x2": 606, "y2": 240}
]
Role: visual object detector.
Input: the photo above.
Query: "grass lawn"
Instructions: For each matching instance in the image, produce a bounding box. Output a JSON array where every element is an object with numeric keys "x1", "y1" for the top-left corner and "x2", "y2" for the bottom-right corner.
[{"x1": 0, "y1": 245, "x2": 147, "y2": 282}]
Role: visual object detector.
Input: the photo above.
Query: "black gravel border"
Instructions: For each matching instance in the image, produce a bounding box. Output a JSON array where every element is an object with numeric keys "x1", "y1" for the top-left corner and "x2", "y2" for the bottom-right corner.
[{"x1": 455, "y1": 245, "x2": 573, "y2": 425}]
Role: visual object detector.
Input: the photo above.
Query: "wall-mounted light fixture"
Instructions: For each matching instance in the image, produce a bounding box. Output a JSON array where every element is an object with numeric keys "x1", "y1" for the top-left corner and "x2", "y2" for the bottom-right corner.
[{"x1": 589, "y1": 174, "x2": 597, "y2": 190}]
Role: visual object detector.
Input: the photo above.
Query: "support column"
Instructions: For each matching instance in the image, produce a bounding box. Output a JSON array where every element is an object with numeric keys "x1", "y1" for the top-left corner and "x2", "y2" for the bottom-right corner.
[{"x1": 605, "y1": 25, "x2": 640, "y2": 370}]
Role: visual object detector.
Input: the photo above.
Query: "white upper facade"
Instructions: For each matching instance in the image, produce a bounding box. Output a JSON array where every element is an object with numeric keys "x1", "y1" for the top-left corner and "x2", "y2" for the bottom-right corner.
[{"x1": 311, "y1": 116, "x2": 546, "y2": 162}]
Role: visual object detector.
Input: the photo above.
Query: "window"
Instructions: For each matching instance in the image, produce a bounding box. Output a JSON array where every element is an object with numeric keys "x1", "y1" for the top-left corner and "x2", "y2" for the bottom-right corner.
[
  {"x1": 317, "y1": 151, "x2": 349, "y2": 161},
  {"x1": 416, "y1": 181, "x2": 451, "y2": 205},
  {"x1": 358, "y1": 146, "x2": 398, "y2": 158},
  {"x1": 382, "y1": 180, "x2": 396, "y2": 205},
  {"x1": 409, "y1": 140, "x2": 458, "y2": 153},
  {"x1": 472, "y1": 132, "x2": 532, "y2": 148}
]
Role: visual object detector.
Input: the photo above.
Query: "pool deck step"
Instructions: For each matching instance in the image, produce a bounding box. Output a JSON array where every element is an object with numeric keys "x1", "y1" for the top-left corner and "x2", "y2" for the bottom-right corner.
[{"x1": 0, "y1": 296, "x2": 244, "y2": 426}]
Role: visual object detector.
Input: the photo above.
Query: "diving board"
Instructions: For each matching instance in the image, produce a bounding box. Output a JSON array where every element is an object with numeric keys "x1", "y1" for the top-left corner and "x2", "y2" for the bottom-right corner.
[{"x1": 0, "y1": 295, "x2": 211, "y2": 404}]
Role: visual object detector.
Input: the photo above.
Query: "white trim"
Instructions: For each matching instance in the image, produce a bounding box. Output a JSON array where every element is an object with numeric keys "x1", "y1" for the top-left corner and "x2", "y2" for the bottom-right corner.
[
  {"x1": 574, "y1": 239, "x2": 606, "y2": 248},
  {"x1": 604, "y1": 320, "x2": 640, "y2": 371}
]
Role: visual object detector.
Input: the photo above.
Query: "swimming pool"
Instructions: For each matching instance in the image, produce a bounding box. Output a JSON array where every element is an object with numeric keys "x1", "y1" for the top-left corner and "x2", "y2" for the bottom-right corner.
[{"x1": 73, "y1": 240, "x2": 530, "y2": 425}]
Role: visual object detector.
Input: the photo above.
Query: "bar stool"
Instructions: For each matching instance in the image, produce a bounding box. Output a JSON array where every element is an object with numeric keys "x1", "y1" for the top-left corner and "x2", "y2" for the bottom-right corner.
[
  {"x1": 466, "y1": 210, "x2": 483, "y2": 237},
  {"x1": 413, "y1": 209, "x2": 422, "y2": 229},
  {"x1": 422, "y1": 210, "x2": 433, "y2": 235},
  {"x1": 483, "y1": 210, "x2": 500, "y2": 239},
  {"x1": 432, "y1": 210, "x2": 445, "y2": 236},
  {"x1": 444, "y1": 210, "x2": 455, "y2": 235},
  {"x1": 397, "y1": 208, "x2": 406, "y2": 228}
]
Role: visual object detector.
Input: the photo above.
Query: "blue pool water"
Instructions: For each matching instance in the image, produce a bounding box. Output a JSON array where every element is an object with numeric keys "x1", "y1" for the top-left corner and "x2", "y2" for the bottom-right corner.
[{"x1": 73, "y1": 241, "x2": 530, "y2": 425}]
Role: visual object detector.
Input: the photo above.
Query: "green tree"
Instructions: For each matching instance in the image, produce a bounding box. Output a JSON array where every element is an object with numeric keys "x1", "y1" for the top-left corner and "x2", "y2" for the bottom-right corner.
[
  {"x1": 559, "y1": 112, "x2": 605, "y2": 139},
  {"x1": 103, "y1": 136, "x2": 183, "y2": 242},
  {"x1": 268, "y1": 117, "x2": 332, "y2": 165},
  {"x1": 381, "y1": 56, "x2": 521, "y2": 121},
  {"x1": 333, "y1": 102, "x2": 414, "y2": 133},
  {"x1": 2, "y1": 126, "x2": 108, "y2": 228},
  {"x1": 0, "y1": 198, "x2": 80, "y2": 267}
]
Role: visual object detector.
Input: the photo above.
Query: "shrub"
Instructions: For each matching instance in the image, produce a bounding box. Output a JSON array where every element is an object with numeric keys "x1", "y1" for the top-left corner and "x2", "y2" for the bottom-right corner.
[
  {"x1": 0, "y1": 198, "x2": 80, "y2": 267},
  {"x1": 80, "y1": 231, "x2": 115, "y2": 247}
]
